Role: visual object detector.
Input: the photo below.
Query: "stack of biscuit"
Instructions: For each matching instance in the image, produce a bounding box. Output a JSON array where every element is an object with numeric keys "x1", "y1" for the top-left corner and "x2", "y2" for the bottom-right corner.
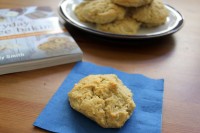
[{"x1": 74, "y1": 0, "x2": 168, "y2": 35}]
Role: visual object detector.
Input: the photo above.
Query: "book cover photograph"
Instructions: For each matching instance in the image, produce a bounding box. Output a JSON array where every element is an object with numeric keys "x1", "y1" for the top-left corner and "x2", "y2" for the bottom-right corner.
[{"x1": 0, "y1": 6, "x2": 82, "y2": 75}]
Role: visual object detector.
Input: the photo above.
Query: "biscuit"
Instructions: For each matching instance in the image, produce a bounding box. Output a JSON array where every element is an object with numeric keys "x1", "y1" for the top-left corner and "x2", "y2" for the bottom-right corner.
[
  {"x1": 38, "y1": 37, "x2": 75, "y2": 51},
  {"x1": 132, "y1": 0, "x2": 168, "y2": 27},
  {"x1": 74, "y1": 1, "x2": 89, "y2": 22},
  {"x1": 0, "y1": 16, "x2": 5, "y2": 22},
  {"x1": 97, "y1": 17, "x2": 141, "y2": 35},
  {"x1": 0, "y1": 45, "x2": 6, "y2": 51},
  {"x1": 25, "y1": 11, "x2": 48, "y2": 19},
  {"x1": 111, "y1": 0, "x2": 153, "y2": 7},
  {"x1": 68, "y1": 74, "x2": 136, "y2": 128},
  {"x1": 78, "y1": 0, "x2": 126, "y2": 24}
]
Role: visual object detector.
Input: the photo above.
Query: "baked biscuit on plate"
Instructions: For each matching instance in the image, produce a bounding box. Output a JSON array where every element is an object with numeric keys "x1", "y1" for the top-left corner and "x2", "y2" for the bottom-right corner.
[
  {"x1": 77, "y1": 0, "x2": 126, "y2": 24},
  {"x1": 132, "y1": 0, "x2": 168, "y2": 27},
  {"x1": 97, "y1": 17, "x2": 141, "y2": 35},
  {"x1": 74, "y1": 1, "x2": 90, "y2": 22}
]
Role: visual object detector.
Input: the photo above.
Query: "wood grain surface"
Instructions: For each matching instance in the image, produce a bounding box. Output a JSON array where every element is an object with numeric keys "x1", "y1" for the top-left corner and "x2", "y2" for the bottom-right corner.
[{"x1": 0, "y1": 0, "x2": 200, "y2": 133}]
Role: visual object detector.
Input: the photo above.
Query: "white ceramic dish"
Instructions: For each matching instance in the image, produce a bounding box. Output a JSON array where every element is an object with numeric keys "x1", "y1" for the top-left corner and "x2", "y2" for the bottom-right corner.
[{"x1": 58, "y1": 0, "x2": 184, "y2": 39}]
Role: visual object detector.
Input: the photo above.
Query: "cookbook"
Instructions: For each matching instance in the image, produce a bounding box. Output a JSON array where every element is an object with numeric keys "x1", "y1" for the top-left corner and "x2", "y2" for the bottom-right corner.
[{"x1": 0, "y1": 6, "x2": 82, "y2": 75}]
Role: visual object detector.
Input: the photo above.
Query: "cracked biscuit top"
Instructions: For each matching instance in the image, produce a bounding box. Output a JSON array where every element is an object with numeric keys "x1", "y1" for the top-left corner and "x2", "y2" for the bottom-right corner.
[
  {"x1": 132, "y1": 0, "x2": 168, "y2": 27},
  {"x1": 75, "y1": 0, "x2": 126, "y2": 24},
  {"x1": 68, "y1": 74, "x2": 136, "y2": 128}
]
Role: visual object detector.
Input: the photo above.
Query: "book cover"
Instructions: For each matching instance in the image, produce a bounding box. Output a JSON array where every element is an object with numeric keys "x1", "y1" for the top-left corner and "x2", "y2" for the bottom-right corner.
[{"x1": 0, "y1": 6, "x2": 82, "y2": 75}]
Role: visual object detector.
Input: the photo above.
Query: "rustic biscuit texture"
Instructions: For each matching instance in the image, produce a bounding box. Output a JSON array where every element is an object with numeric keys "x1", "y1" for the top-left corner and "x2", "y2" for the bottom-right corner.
[
  {"x1": 74, "y1": 1, "x2": 89, "y2": 22},
  {"x1": 97, "y1": 17, "x2": 141, "y2": 35},
  {"x1": 132, "y1": 0, "x2": 168, "y2": 27},
  {"x1": 68, "y1": 74, "x2": 136, "y2": 128},
  {"x1": 111, "y1": 0, "x2": 153, "y2": 7},
  {"x1": 74, "y1": 0, "x2": 168, "y2": 34},
  {"x1": 77, "y1": 0, "x2": 126, "y2": 24},
  {"x1": 38, "y1": 37, "x2": 75, "y2": 51}
]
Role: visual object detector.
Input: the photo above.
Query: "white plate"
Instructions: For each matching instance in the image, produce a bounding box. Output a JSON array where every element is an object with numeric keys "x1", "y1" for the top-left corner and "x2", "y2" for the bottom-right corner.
[{"x1": 58, "y1": 0, "x2": 184, "y2": 39}]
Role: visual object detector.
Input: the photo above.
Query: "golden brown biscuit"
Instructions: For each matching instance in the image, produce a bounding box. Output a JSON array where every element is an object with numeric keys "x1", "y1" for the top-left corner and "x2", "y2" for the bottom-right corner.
[
  {"x1": 0, "y1": 45, "x2": 6, "y2": 51},
  {"x1": 38, "y1": 37, "x2": 75, "y2": 51},
  {"x1": 97, "y1": 17, "x2": 141, "y2": 35},
  {"x1": 68, "y1": 74, "x2": 136, "y2": 128},
  {"x1": 74, "y1": 1, "x2": 89, "y2": 22},
  {"x1": 111, "y1": 0, "x2": 153, "y2": 7},
  {"x1": 78, "y1": 0, "x2": 126, "y2": 24},
  {"x1": 0, "y1": 16, "x2": 5, "y2": 22},
  {"x1": 132, "y1": 0, "x2": 168, "y2": 27}
]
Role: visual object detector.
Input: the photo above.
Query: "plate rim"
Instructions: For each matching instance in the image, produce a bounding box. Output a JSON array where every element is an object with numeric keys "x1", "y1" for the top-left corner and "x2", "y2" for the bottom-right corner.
[{"x1": 58, "y1": 0, "x2": 184, "y2": 39}]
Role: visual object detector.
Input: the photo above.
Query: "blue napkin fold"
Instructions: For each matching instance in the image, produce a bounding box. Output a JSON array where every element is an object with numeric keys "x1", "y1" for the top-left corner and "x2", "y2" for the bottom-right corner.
[{"x1": 33, "y1": 62, "x2": 164, "y2": 133}]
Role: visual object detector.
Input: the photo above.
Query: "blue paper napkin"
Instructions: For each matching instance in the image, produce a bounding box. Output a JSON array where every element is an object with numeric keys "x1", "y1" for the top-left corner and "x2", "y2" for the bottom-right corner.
[{"x1": 34, "y1": 62, "x2": 164, "y2": 133}]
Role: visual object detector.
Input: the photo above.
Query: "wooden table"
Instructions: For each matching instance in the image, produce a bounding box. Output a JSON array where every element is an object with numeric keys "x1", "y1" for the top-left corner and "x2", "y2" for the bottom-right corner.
[{"x1": 0, "y1": 0, "x2": 200, "y2": 133}]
